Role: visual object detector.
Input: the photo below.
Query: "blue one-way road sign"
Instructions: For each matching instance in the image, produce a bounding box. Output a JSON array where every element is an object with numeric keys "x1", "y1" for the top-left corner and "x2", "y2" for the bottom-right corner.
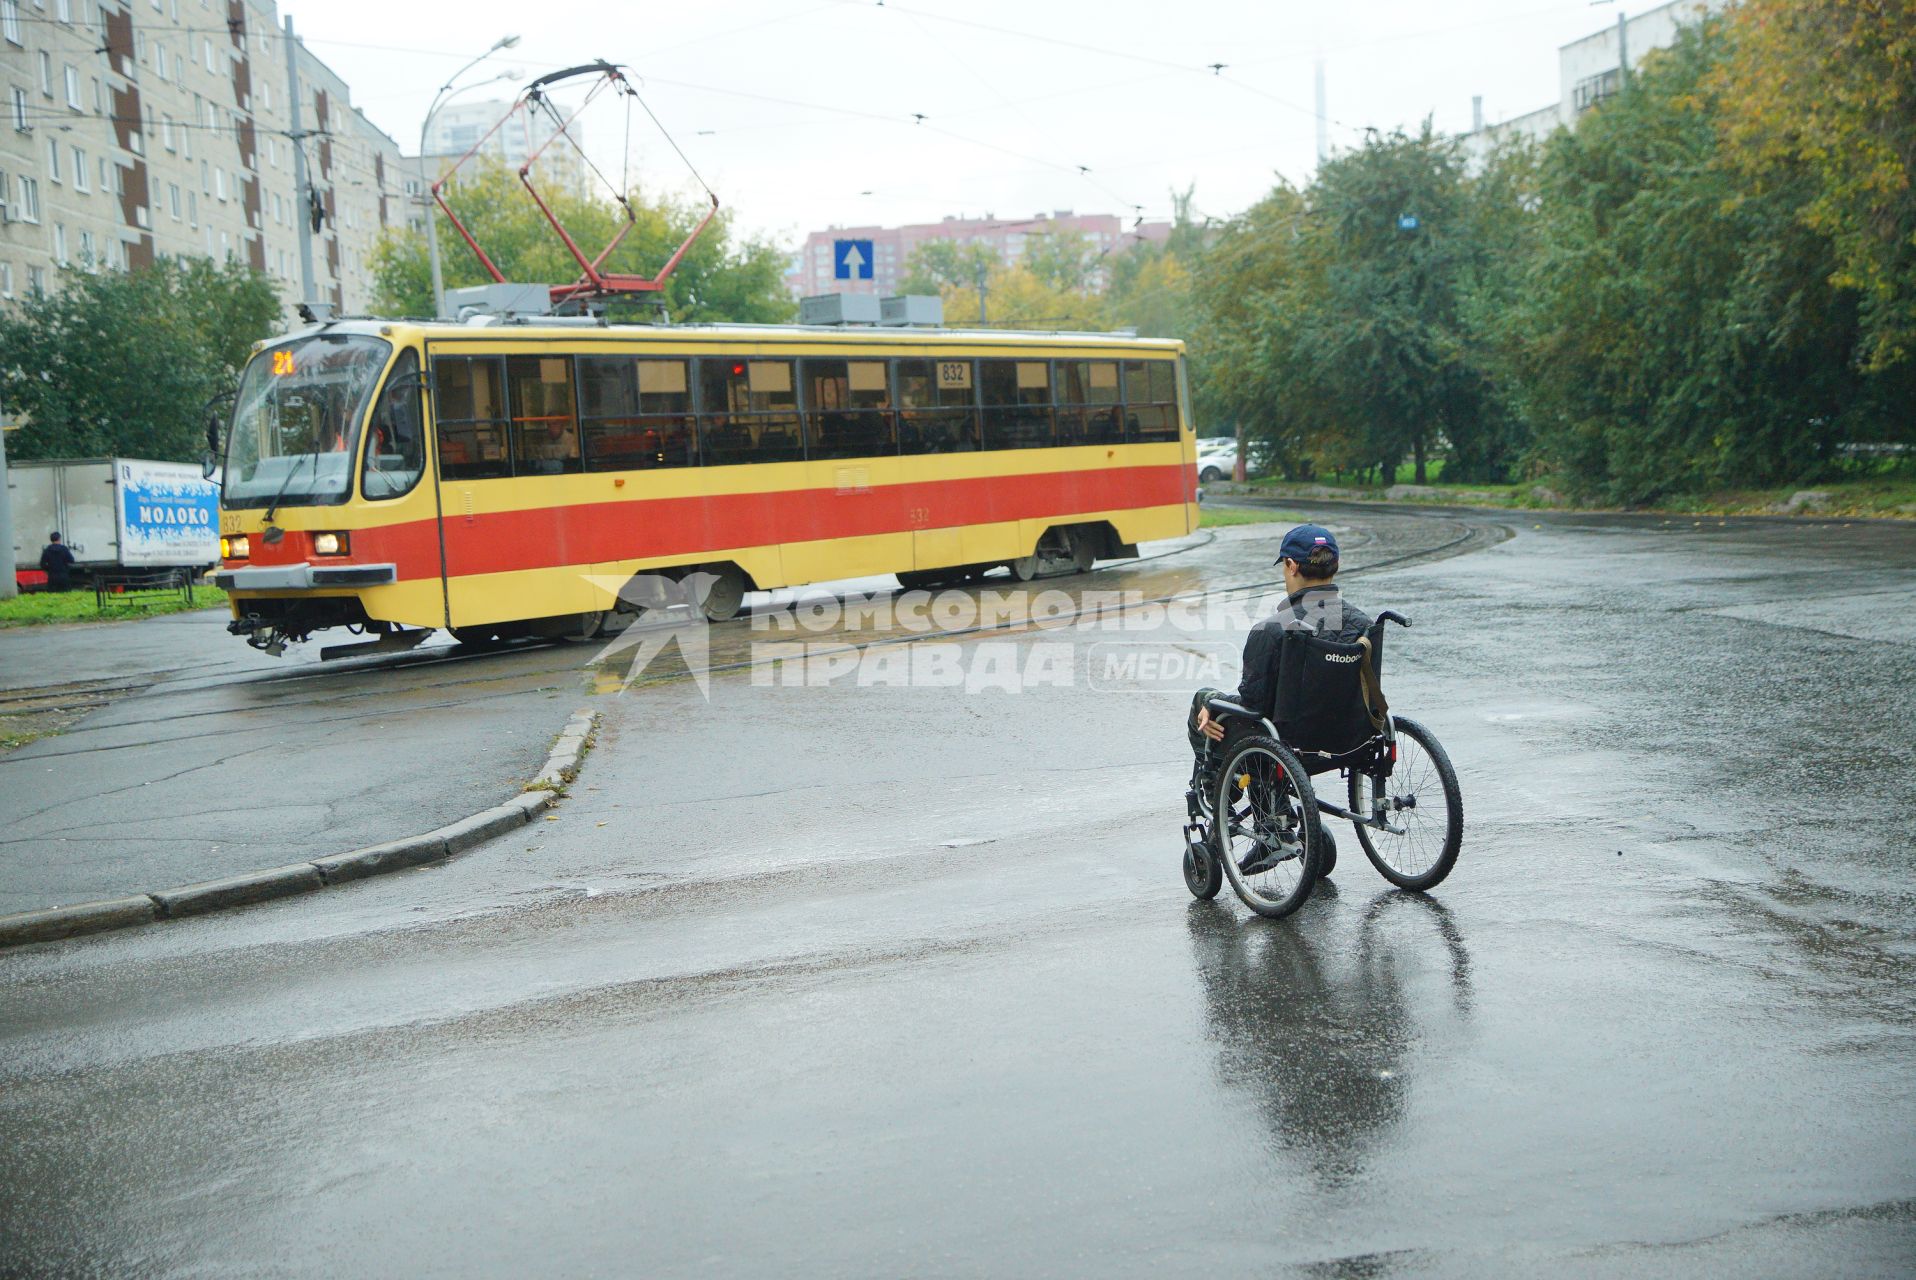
[{"x1": 834, "y1": 239, "x2": 875, "y2": 280}]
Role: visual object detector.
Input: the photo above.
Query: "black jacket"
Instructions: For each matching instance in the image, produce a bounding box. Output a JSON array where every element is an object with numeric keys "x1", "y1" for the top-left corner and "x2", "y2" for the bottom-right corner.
[
  {"x1": 39, "y1": 543, "x2": 76, "y2": 586},
  {"x1": 1235, "y1": 586, "x2": 1372, "y2": 717}
]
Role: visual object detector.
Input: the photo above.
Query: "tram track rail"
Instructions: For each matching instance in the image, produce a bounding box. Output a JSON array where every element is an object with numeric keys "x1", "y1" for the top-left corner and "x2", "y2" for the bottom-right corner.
[{"x1": 0, "y1": 507, "x2": 1507, "y2": 757}]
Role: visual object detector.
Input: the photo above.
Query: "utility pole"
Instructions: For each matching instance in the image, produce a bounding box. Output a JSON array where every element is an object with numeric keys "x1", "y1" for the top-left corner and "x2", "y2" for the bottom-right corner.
[
  {"x1": 974, "y1": 259, "x2": 988, "y2": 326},
  {"x1": 1618, "y1": 12, "x2": 1630, "y2": 90},
  {"x1": 0, "y1": 414, "x2": 15, "y2": 601},
  {"x1": 283, "y1": 15, "x2": 316, "y2": 305},
  {"x1": 1313, "y1": 59, "x2": 1330, "y2": 164}
]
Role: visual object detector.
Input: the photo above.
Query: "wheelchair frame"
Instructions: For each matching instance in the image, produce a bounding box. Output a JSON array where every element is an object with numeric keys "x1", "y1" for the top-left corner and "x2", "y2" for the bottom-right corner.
[{"x1": 1182, "y1": 610, "x2": 1460, "y2": 917}]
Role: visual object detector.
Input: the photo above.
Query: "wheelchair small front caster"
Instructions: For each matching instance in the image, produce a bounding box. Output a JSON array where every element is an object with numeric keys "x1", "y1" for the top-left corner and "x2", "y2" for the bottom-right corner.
[{"x1": 1182, "y1": 824, "x2": 1222, "y2": 900}]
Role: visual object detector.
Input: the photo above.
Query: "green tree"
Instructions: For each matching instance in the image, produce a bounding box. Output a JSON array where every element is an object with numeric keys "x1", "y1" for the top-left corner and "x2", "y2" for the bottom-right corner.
[
  {"x1": 1190, "y1": 184, "x2": 1337, "y2": 480},
  {"x1": 0, "y1": 259, "x2": 282, "y2": 462},
  {"x1": 1712, "y1": 0, "x2": 1916, "y2": 372},
  {"x1": 898, "y1": 239, "x2": 998, "y2": 297},
  {"x1": 373, "y1": 160, "x2": 794, "y2": 323},
  {"x1": 1486, "y1": 20, "x2": 1887, "y2": 502},
  {"x1": 1022, "y1": 229, "x2": 1097, "y2": 292},
  {"x1": 1193, "y1": 130, "x2": 1502, "y2": 484},
  {"x1": 1303, "y1": 123, "x2": 1496, "y2": 485}
]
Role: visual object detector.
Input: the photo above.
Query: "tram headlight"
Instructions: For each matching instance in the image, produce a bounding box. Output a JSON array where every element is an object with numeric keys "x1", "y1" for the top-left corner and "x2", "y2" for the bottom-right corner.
[
  {"x1": 222, "y1": 535, "x2": 250, "y2": 560},
  {"x1": 311, "y1": 531, "x2": 350, "y2": 556}
]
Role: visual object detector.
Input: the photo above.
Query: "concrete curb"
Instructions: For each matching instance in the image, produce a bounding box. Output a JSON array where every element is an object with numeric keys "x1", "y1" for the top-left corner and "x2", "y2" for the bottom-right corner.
[{"x1": 0, "y1": 709, "x2": 600, "y2": 952}]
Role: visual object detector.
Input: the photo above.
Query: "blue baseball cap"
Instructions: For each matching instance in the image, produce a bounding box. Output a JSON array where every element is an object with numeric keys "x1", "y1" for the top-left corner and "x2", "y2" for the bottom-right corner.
[{"x1": 1277, "y1": 524, "x2": 1338, "y2": 564}]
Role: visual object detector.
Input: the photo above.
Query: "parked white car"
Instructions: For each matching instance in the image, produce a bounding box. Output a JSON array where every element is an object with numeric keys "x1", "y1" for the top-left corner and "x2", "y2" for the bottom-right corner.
[{"x1": 1196, "y1": 445, "x2": 1238, "y2": 483}]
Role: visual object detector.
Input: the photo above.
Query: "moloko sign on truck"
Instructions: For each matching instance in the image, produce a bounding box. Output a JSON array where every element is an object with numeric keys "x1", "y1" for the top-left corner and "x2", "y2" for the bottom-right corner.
[{"x1": 118, "y1": 460, "x2": 220, "y2": 566}]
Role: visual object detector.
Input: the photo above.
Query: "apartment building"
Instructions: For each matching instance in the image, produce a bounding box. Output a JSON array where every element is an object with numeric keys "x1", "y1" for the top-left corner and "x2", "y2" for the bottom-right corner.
[
  {"x1": 0, "y1": 0, "x2": 405, "y2": 314},
  {"x1": 1460, "y1": 0, "x2": 1725, "y2": 163}
]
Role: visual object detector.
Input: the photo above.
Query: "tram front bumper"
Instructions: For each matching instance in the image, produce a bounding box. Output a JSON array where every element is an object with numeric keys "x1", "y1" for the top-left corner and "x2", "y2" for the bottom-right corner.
[{"x1": 212, "y1": 562, "x2": 398, "y2": 592}]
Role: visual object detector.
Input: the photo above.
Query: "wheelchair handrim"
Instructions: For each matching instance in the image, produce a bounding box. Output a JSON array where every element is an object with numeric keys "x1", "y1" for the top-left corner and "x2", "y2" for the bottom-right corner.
[
  {"x1": 1215, "y1": 741, "x2": 1315, "y2": 915},
  {"x1": 1350, "y1": 726, "x2": 1454, "y2": 881}
]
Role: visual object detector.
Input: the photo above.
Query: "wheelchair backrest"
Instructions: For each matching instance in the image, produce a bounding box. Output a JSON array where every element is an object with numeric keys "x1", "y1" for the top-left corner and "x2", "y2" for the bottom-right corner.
[{"x1": 1273, "y1": 629, "x2": 1378, "y2": 757}]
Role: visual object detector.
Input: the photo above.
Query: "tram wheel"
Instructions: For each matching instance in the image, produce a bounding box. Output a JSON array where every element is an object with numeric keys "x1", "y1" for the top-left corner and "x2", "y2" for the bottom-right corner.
[
  {"x1": 1006, "y1": 554, "x2": 1039, "y2": 582},
  {"x1": 698, "y1": 564, "x2": 747, "y2": 622},
  {"x1": 1070, "y1": 529, "x2": 1097, "y2": 573}
]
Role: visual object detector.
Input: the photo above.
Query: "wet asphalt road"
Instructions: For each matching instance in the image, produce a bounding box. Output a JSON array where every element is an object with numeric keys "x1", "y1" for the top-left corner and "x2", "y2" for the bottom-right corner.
[{"x1": 1, "y1": 506, "x2": 1913, "y2": 1276}]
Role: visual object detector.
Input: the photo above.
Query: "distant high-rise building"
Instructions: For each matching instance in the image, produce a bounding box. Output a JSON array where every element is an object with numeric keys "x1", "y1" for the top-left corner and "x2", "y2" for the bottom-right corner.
[
  {"x1": 786, "y1": 210, "x2": 1173, "y2": 300},
  {"x1": 415, "y1": 96, "x2": 588, "y2": 196}
]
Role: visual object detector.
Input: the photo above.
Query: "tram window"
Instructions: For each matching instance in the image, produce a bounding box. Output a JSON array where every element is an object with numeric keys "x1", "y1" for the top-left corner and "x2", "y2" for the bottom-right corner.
[
  {"x1": 980, "y1": 359, "x2": 1055, "y2": 450},
  {"x1": 697, "y1": 358, "x2": 804, "y2": 465},
  {"x1": 363, "y1": 349, "x2": 426, "y2": 499},
  {"x1": 506, "y1": 355, "x2": 581, "y2": 476},
  {"x1": 1123, "y1": 359, "x2": 1180, "y2": 442},
  {"x1": 579, "y1": 357, "x2": 696, "y2": 472},
  {"x1": 1056, "y1": 360, "x2": 1122, "y2": 446},
  {"x1": 803, "y1": 358, "x2": 894, "y2": 459},
  {"x1": 432, "y1": 355, "x2": 512, "y2": 481},
  {"x1": 894, "y1": 357, "x2": 979, "y2": 455}
]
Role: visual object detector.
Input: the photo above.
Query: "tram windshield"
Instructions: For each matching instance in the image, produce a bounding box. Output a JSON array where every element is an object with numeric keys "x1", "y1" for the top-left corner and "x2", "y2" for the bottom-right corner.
[{"x1": 223, "y1": 334, "x2": 392, "y2": 508}]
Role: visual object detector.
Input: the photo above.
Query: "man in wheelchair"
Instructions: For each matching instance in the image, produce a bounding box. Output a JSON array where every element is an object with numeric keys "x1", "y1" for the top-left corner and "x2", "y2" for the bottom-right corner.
[{"x1": 1186, "y1": 524, "x2": 1378, "y2": 875}]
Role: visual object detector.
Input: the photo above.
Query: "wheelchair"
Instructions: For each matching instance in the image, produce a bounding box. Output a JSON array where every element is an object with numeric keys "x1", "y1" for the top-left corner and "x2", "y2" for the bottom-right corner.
[{"x1": 1182, "y1": 610, "x2": 1463, "y2": 919}]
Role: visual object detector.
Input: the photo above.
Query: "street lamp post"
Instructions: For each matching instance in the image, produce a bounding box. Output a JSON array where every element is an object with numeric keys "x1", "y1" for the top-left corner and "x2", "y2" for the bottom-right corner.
[{"x1": 421, "y1": 36, "x2": 521, "y2": 319}]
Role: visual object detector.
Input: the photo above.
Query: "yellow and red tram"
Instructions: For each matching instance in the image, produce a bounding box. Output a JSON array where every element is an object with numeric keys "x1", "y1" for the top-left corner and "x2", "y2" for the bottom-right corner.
[{"x1": 212, "y1": 319, "x2": 1199, "y2": 654}]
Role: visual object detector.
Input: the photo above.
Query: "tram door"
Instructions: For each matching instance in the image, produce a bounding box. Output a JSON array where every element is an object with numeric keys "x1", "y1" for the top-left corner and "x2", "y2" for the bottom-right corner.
[{"x1": 358, "y1": 348, "x2": 448, "y2": 632}]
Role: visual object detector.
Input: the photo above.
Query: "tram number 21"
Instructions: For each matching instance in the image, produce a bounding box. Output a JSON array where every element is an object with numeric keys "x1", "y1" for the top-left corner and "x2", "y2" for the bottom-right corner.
[{"x1": 936, "y1": 361, "x2": 972, "y2": 390}]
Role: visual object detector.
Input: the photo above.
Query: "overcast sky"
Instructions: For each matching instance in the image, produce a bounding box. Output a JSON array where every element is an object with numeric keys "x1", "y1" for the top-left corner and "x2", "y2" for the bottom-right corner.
[{"x1": 279, "y1": 0, "x2": 1632, "y2": 249}]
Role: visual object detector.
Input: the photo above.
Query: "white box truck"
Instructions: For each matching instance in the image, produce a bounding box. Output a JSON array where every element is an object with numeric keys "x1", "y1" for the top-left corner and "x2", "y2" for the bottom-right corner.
[{"x1": 9, "y1": 458, "x2": 220, "y2": 583}]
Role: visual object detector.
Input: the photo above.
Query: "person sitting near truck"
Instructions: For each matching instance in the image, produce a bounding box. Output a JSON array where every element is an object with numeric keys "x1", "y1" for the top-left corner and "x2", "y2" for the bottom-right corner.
[{"x1": 39, "y1": 532, "x2": 76, "y2": 592}]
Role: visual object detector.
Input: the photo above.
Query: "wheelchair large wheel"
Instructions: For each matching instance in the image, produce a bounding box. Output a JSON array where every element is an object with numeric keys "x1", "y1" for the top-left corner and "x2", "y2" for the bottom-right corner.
[
  {"x1": 1348, "y1": 715, "x2": 1462, "y2": 891},
  {"x1": 1214, "y1": 734, "x2": 1322, "y2": 919}
]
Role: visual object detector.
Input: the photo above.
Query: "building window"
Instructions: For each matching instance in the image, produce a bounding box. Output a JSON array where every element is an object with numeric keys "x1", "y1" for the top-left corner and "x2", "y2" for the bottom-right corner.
[
  {"x1": 202, "y1": 37, "x2": 214, "y2": 72},
  {"x1": 70, "y1": 145, "x2": 86, "y2": 191},
  {"x1": 38, "y1": 50, "x2": 51, "y2": 96},
  {"x1": 63, "y1": 65, "x2": 79, "y2": 110},
  {"x1": 55, "y1": 0, "x2": 70, "y2": 20},
  {"x1": 214, "y1": 167, "x2": 226, "y2": 200},
  {"x1": 46, "y1": 137, "x2": 60, "y2": 182},
  {"x1": 11, "y1": 86, "x2": 27, "y2": 131},
  {"x1": 187, "y1": 190, "x2": 196, "y2": 226},
  {"x1": 53, "y1": 222, "x2": 68, "y2": 265},
  {"x1": 0, "y1": 262, "x2": 12, "y2": 298},
  {"x1": 79, "y1": 228, "x2": 94, "y2": 269},
  {"x1": 161, "y1": 115, "x2": 174, "y2": 150},
  {"x1": 1573, "y1": 68, "x2": 1621, "y2": 114},
  {"x1": 17, "y1": 175, "x2": 38, "y2": 222},
  {"x1": 29, "y1": 265, "x2": 46, "y2": 294},
  {"x1": 168, "y1": 182, "x2": 180, "y2": 218},
  {"x1": 1, "y1": 0, "x2": 21, "y2": 46}
]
